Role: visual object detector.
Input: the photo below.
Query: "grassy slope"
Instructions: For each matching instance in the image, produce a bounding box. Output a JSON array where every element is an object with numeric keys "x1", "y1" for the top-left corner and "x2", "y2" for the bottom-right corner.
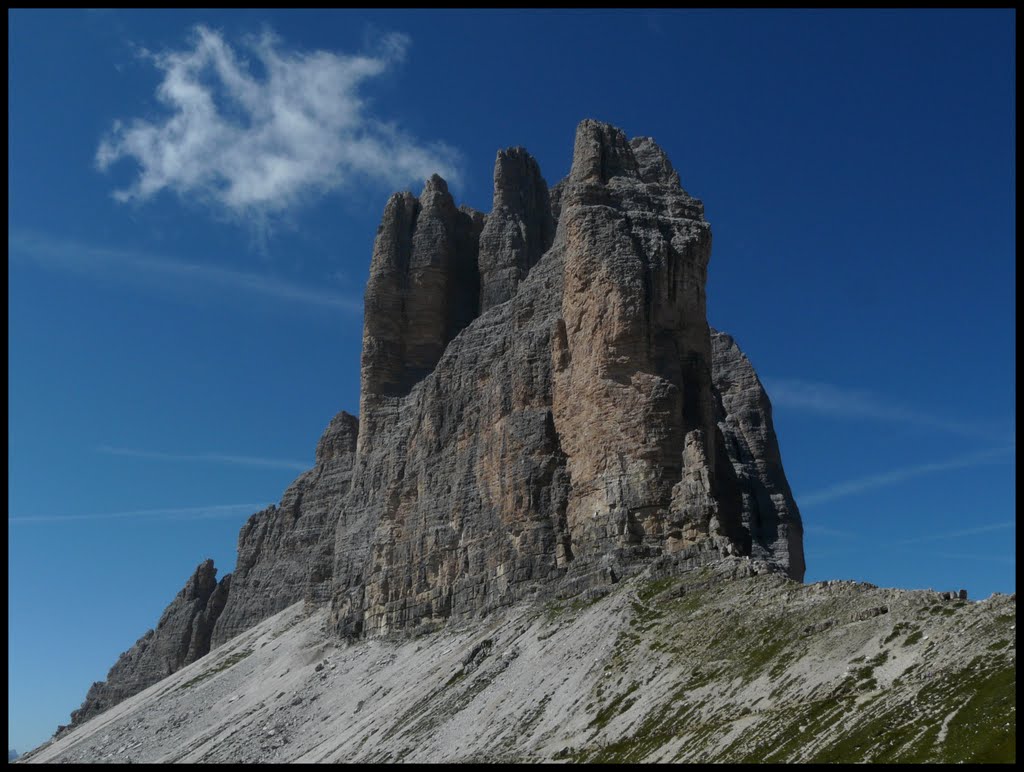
[{"x1": 20, "y1": 564, "x2": 1016, "y2": 764}]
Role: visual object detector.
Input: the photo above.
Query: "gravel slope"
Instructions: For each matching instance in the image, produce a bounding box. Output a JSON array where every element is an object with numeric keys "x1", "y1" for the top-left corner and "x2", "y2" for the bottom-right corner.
[{"x1": 20, "y1": 560, "x2": 1015, "y2": 764}]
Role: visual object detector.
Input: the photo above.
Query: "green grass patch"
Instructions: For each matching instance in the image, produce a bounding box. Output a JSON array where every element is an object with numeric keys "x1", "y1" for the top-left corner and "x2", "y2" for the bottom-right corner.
[
  {"x1": 942, "y1": 658, "x2": 1016, "y2": 763},
  {"x1": 807, "y1": 654, "x2": 1015, "y2": 763},
  {"x1": 883, "y1": 622, "x2": 916, "y2": 645},
  {"x1": 589, "y1": 681, "x2": 641, "y2": 731},
  {"x1": 637, "y1": 577, "x2": 676, "y2": 603}
]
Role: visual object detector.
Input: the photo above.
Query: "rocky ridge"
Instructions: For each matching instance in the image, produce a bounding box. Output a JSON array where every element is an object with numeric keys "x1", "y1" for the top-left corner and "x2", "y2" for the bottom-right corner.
[
  {"x1": 62, "y1": 560, "x2": 230, "y2": 732},
  {"x1": 61, "y1": 119, "x2": 806, "y2": 734}
]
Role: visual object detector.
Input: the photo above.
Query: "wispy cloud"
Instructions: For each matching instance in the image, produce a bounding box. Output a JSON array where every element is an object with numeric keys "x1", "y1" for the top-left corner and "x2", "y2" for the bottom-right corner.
[
  {"x1": 97, "y1": 445, "x2": 310, "y2": 471},
  {"x1": 763, "y1": 377, "x2": 1010, "y2": 441},
  {"x1": 96, "y1": 26, "x2": 460, "y2": 223},
  {"x1": 9, "y1": 503, "x2": 267, "y2": 524},
  {"x1": 9, "y1": 230, "x2": 362, "y2": 312},
  {"x1": 799, "y1": 446, "x2": 1015, "y2": 508},
  {"x1": 922, "y1": 552, "x2": 1016, "y2": 566},
  {"x1": 891, "y1": 520, "x2": 1016, "y2": 545}
]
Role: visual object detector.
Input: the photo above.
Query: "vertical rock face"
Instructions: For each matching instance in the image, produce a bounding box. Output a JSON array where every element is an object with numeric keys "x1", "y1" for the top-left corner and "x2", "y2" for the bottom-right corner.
[
  {"x1": 68, "y1": 119, "x2": 807, "y2": 732},
  {"x1": 66, "y1": 559, "x2": 230, "y2": 730},
  {"x1": 711, "y1": 330, "x2": 806, "y2": 580},
  {"x1": 332, "y1": 240, "x2": 573, "y2": 638},
  {"x1": 210, "y1": 411, "x2": 359, "y2": 647},
  {"x1": 552, "y1": 120, "x2": 743, "y2": 562}
]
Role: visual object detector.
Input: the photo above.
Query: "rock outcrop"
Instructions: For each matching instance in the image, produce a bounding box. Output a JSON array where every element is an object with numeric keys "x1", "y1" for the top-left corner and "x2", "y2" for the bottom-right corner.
[
  {"x1": 61, "y1": 119, "x2": 808, "y2": 732},
  {"x1": 65, "y1": 559, "x2": 230, "y2": 731},
  {"x1": 211, "y1": 411, "x2": 360, "y2": 647},
  {"x1": 711, "y1": 330, "x2": 806, "y2": 580}
]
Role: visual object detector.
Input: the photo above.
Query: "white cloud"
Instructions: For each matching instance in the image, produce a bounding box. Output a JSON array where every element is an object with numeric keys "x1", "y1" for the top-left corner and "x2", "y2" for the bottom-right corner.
[
  {"x1": 97, "y1": 445, "x2": 310, "y2": 471},
  {"x1": 96, "y1": 26, "x2": 459, "y2": 220},
  {"x1": 763, "y1": 376, "x2": 1010, "y2": 441},
  {"x1": 9, "y1": 230, "x2": 362, "y2": 312},
  {"x1": 798, "y1": 446, "x2": 1015, "y2": 508}
]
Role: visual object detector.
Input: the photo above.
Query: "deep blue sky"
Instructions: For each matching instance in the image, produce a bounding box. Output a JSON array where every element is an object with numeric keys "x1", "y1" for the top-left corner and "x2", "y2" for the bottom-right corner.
[{"x1": 8, "y1": 9, "x2": 1015, "y2": 753}]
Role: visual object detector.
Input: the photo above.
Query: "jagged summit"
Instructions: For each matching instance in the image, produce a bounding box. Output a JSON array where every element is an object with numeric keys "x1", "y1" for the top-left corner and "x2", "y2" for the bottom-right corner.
[{"x1": 61, "y1": 119, "x2": 805, "y2": 732}]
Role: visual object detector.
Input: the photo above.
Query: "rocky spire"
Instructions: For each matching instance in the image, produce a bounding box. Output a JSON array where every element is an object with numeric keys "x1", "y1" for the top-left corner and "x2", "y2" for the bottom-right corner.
[
  {"x1": 478, "y1": 147, "x2": 555, "y2": 311},
  {"x1": 629, "y1": 136, "x2": 682, "y2": 187},
  {"x1": 567, "y1": 118, "x2": 641, "y2": 185},
  {"x1": 711, "y1": 330, "x2": 806, "y2": 581},
  {"x1": 552, "y1": 119, "x2": 743, "y2": 558},
  {"x1": 359, "y1": 177, "x2": 485, "y2": 453}
]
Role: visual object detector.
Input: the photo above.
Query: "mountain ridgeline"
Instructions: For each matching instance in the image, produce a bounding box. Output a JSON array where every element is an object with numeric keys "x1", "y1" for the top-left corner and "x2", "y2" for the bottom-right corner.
[{"x1": 62, "y1": 120, "x2": 806, "y2": 732}]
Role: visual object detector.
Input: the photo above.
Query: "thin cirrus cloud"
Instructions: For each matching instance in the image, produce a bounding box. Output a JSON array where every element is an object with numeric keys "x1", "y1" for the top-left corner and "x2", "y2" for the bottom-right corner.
[
  {"x1": 891, "y1": 521, "x2": 1016, "y2": 546},
  {"x1": 763, "y1": 377, "x2": 1010, "y2": 442},
  {"x1": 9, "y1": 503, "x2": 266, "y2": 525},
  {"x1": 96, "y1": 26, "x2": 460, "y2": 221},
  {"x1": 97, "y1": 444, "x2": 310, "y2": 472},
  {"x1": 798, "y1": 446, "x2": 1015, "y2": 508},
  {"x1": 9, "y1": 230, "x2": 362, "y2": 312},
  {"x1": 806, "y1": 520, "x2": 1015, "y2": 545}
]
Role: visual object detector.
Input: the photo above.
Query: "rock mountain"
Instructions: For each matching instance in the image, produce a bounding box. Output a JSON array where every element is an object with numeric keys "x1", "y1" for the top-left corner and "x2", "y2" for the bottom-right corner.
[{"x1": 62, "y1": 119, "x2": 809, "y2": 738}]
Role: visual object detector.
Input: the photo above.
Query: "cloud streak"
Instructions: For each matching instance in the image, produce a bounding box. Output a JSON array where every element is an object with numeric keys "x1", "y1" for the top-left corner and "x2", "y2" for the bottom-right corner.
[
  {"x1": 9, "y1": 503, "x2": 267, "y2": 525},
  {"x1": 763, "y1": 377, "x2": 1010, "y2": 441},
  {"x1": 891, "y1": 520, "x2": 1016, "y2": 545},
  {"x1": 9, "y1": 230, "x2": 362, "y2": 312},
  {"x1": 96, "y1": 26, "x2": 460, "y2": 221},
  {"x1": 799, "y1": 446, "x2": 1015, "y2": 508},
  {"x1": 97, "y1": 445, "x2": 310, "y2": 471}
]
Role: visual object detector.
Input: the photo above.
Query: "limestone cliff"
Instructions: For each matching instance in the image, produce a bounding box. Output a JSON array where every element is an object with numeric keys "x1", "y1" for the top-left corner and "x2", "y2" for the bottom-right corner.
[{"x1": 61, "y1": 119, "x2": 807, "y2": 732}]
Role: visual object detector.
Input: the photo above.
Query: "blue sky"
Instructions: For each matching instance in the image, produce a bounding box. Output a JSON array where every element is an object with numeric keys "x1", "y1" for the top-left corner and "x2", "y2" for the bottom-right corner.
[{"x1": 8, "y1": 9, "x2": 1015, "y2": 753}]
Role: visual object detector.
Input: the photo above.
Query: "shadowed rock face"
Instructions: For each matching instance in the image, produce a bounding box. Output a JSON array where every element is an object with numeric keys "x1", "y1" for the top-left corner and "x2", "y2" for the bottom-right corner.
[
  {"x1": 65, "y1": 560, "x2": 230, "y2": 731},
  {"x1": 64, "y1": 119, "x2": 806, "y2": 732},
  {"x1": 711, "y1": 330, "x2": 806, "y2": 581},
  {"x1": 210, "y1": 411, "x2": 360, "y2": 647},
  {"x1": 478, "y1": 147, "x2": 556, "y2": 311}
]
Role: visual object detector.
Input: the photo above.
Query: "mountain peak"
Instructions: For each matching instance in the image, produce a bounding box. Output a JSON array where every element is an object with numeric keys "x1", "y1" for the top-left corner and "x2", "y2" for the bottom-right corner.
[{"x1": 61, "y1": 119, "x2": 804, "y2": 730}]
